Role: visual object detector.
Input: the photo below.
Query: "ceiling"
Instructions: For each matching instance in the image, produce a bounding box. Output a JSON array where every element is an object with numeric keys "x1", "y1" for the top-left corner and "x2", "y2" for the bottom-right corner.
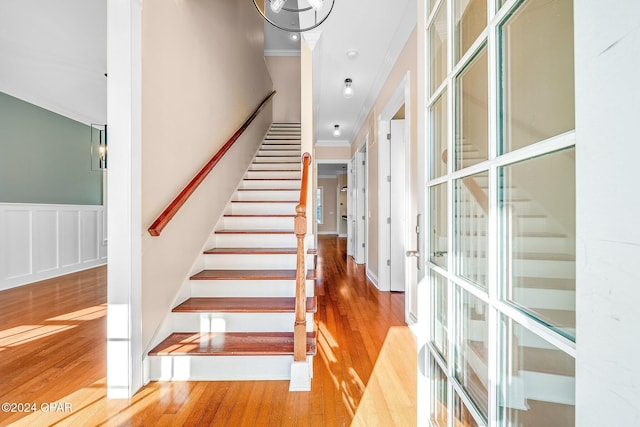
[
  {"x1": 0, "y1": 0, "x2": 106, "y2": 125},
  {"x1": 263, "y1": 0, "x2": 416, "y2": 146},
  {"x1": 0, "y1": 0, "x2": 416, "y2": 145}
]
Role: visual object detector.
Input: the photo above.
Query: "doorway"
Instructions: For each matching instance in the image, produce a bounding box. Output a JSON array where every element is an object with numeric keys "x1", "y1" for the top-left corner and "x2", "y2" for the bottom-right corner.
[
  {"x1": 378, "y1": 73, "x2": 412, "y2": 300},
  {"x1": 316, "y1": 162, "x2": 348, "y2": 237}
]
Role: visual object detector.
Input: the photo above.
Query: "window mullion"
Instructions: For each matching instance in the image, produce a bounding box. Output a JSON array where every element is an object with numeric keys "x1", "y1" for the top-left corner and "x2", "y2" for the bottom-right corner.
[{"x1": 487, "y1": 8, "x2": 501, "y2": 427}]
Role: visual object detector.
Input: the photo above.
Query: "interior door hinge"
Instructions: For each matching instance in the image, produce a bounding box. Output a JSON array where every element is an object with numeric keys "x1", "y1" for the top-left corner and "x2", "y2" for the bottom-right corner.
[
  {"x1": 387, "y1": 175, "x2": 391, "y2": 182},
  {"x1": 387, "y1": 217, "x2": 391, "y2": 224},
  {"x1": 387, "y1": 133, "x2": 391, "y2": 140},
  {"x1": 387, "y1": 259, "x2": 391, "y2": 266}
]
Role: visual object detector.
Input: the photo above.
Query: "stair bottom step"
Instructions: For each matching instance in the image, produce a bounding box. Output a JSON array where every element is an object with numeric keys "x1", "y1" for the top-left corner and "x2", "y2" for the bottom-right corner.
[
  {"x1": 147, "y1": 354, "x2": 314, "y2": 381},
  {"x1": 149, "y1": 332, "x2": 317, "y2": 356}
]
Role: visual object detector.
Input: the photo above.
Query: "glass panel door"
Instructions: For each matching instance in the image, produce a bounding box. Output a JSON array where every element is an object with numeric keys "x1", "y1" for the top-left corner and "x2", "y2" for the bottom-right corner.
[{"x1": 424, "y1": 0, "x2": 576, "y2": 425}]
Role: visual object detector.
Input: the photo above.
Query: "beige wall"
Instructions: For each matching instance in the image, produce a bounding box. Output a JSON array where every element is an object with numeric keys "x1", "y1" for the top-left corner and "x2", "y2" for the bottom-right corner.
[
  {"x1": 352, "y1": 29, "x2": 418, "y2": 282},
  {"x1": 140, "y1": 0, "x2": 273, "y2": 349},
  {"x1": 265, "y1": 56, "x2": 301, "y2": 123},
  {"x1": 318, "y1": 177, "x2": 338, "y2": 234},
  {"x1": 315, "y1": 145, "x2": 351, "y2": 161}
]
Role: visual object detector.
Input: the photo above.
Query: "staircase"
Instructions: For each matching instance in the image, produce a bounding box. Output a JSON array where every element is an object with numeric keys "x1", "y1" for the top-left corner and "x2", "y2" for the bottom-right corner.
[{"x1": 147, "y1": 123, "x2": 317, "y2": 384}]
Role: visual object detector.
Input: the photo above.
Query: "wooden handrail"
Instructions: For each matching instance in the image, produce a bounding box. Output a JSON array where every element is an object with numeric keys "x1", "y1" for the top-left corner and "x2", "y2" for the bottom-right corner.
[
  {"x1": 148, "y1": 90, "x2": 276, "y2": 236},
  {"x1": 294, "y1": 152, "x2": 311, "y2": 362}
]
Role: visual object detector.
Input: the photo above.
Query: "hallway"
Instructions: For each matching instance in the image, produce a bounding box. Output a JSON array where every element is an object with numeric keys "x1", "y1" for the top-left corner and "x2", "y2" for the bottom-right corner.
[{"x1": 0, "y1": 236, "x2": 416, "y2": 426}]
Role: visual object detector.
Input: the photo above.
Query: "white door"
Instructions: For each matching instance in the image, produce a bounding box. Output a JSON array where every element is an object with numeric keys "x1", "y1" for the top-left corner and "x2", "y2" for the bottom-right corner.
[
  {"x1": 390, "y1": 119, "x2": 406, "y2": 292},
  {"x1": 355, "y1": 149, "x2": 367, "y2": 264},
  {"x1": 347, "y1": 158, "x2": 355, "y2": 257}
]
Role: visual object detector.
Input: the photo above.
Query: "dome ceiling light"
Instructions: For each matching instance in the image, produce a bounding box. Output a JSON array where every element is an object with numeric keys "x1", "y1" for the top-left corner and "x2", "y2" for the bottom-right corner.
[{"x1": 343, "y1": 78, "x2": 354, "y2": 98}]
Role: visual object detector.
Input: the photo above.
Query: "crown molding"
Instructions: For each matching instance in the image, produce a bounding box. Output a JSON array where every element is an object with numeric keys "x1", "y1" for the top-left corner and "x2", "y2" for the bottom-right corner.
[{"x1": 348, "y1": 2, "x2": 417, "y2": 145}]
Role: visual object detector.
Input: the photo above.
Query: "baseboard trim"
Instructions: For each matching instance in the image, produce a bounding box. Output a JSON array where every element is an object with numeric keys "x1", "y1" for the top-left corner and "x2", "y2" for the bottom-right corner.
[{"x1": 366, "y1": 268, "x2": 379, "y2": 288}]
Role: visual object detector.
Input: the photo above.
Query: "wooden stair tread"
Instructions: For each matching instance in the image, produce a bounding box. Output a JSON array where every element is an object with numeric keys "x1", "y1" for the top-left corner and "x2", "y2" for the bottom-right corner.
[
  {"x1": 204, "y1": 247, "x2": 317, "y2": 255},
  {"x1": 243, "y1": 171, "x2": 301, "y2": 173},
  {"x1": 244, "y1": 178, "x2": 301, "y2": 180},
  {"x1": 257, "y1": 155, "x2": 300, "y2": 157},
  {"x1": 230, "y1": 201, "x2": 298, "y2": 205},
  {"x1": 237, "y1": 188, "x2": 299, "y2": 191},
  {"x1": 173, "y1": 297, "x2": 317, "y2": 313},
  {"x1": 191, "y1": 269, "x2": 316, "y2": 280},
  {"x1": 148, "y1": 332, "x2": 316, "y2": 356},
  {"x1": 215, "y1": 229, "x2": 293, "y2": 234},
  {"x1": 224, "y1": 214, "x2": 295, "y2": 217},
  {"x1": 252, "y1": 161, "x2": 300, "y2": 164}
]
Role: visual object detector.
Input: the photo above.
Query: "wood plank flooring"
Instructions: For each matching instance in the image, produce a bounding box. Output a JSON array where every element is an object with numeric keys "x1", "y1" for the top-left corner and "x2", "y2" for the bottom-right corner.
[{"x1": 0, "y1": 236, "x2": 416, "y2": 426}]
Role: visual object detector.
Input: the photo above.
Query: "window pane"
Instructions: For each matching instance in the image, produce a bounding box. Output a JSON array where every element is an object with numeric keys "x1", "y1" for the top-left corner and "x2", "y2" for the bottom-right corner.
[
  {"x1": 430, "y1": 4, "x2": 448, "y2": 95},
  {"x1": 430, "y1": 92, "x2": 448, "y2": 179},
  {"x1": 500, "y1": 0, "x2": 575, "y2": 152},
  {"x1": 430, "y1": 183, "x2": 448, "y2": 268},
  {"x1": 431, "y1": 272, "x2": 449, "y2": 358},
  {"x1": 316, "y1": 187, "x2": 323, "y2": 224},
  {"x1": 455, "y1": 171, "x2": 489, "y2": 288},
  {"x1": 500, "y1": 148, "x2": 575, "y2": 339},
  {"x1": 455, "y1": 0, "x2": 487, "y2": 61},
  {"x1": 431, "y1": 358, "x2": 448, "y2": 427},
  {"x1": 454, "y1": 392, "x2": 482, "y2": 427},
  {"x1": 455, "y1": 48, "x2": 488, "y2": 170},
  {"x1": 500, "y1": 316, "x2": 575, "y2": 426},
  {"x1": 454, "y1": 288, "x2": 489, "y2": 419}
]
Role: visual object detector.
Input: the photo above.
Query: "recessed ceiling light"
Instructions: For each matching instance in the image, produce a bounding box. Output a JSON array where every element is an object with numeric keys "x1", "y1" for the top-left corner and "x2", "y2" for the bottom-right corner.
[
  {"x1": 333, "y1": 124, "x2": 341, "y2": 137},
  {"x1": 346, "y1": 49, "x2": 359, "y2": 59},
  {"x1": 290, "y1": 33, "x2": 300, "y2": 41}
]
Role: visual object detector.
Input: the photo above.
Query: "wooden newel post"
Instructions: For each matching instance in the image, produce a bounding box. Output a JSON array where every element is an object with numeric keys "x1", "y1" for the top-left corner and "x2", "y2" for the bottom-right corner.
[
  {"x1": 293, "y1": 152, "x2": 311, "y2": 363},
  {"x1": 294, "y1": 203, "x2": 307, "y2": 362}
]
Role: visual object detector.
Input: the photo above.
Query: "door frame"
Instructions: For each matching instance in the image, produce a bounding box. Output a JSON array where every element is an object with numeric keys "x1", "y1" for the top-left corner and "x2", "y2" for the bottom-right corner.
[
  {"x1": 377, "y1": 72, "x2": 411, "y2": 296},
  {"x1": 355, "y1": 137, "x2": 368, "y2": 264},
  {"x1": 315, "y1": 159, "x2": 349, "y2": 236}
]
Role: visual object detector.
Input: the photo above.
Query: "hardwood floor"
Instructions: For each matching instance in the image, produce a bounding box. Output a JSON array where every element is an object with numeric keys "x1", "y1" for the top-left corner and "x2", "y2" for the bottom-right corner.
[{"x1": 0, "y1": 236, "x2": 416, "y2": 426}]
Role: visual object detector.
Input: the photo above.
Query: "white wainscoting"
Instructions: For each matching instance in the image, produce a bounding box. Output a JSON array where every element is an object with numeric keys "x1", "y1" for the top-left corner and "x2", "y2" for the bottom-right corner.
[{"x1": 0, "y1": 203, "x2": 107, "y2": 291}]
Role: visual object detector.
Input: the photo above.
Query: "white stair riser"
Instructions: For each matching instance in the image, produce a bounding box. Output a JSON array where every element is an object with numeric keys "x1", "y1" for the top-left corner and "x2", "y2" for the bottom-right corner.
[
  {"x1": 204, "y1": 253, "x2": 314, "y2": 269},
  {"x1": 258, "y1": 150, "x2": 301, "y2": 157},
  {"x1": 190, "y1": 279, "x2": 315, "y2": 298},
  {"x1": 240, "y1": 180, "x2": 301, "y2": 189},
  {"x1": 250, "y1": 163, "x2": 301, "y2": 171},
  {"x1": 148, "y1": 355, "x2": 312, "y2": 381},
  {"x1": 260, "y1": 144, "x2": 302, "y2": 150},
  {"x1": 458, "y1": 257, "x2": 575, "y2": 279},
  {"x1": 512, "y1": 259, "x2": 575, "y2": 279},
  {"x1": 454, "y1": 235, "x2": 570, "y2": 253},
  {"x1": 214, "y1": 233, "x2": 297, "y2": 248},
  {"x1": 246, "y1": 171, "x2": 301, "y2": 180},
  {"x1": 222, "y1": 216, "x2": 294, "y2": 229},
  {"x1": 458, "y1": 216, "x2": 564, "y2": 235},
  {"x1": 262, "y1": 140, "x2": 300, "y2": 146},
  {"x1": 512, "y1": 288, "x2": 576, "y2": 310},
  {"x1": 514, "y1": 236, "x2": 571, "y2": 253},
  {"x1": 233, "y1": 190, "x2": 299, "y2": 202},
  {"x1": 227, "y1": 202, "x2": 298, "y2": 215},
  {"x1": 171, "y1": 312, "x2": 315, "y2": 333},
  {"x1": 255, "y1": 156, "x2": 300, "y2": 163}
]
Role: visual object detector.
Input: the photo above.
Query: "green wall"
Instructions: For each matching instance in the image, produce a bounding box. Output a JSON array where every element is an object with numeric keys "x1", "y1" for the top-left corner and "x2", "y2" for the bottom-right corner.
[{"x1": 0, "y1": 92, "x2": 103, "y2": 205}]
